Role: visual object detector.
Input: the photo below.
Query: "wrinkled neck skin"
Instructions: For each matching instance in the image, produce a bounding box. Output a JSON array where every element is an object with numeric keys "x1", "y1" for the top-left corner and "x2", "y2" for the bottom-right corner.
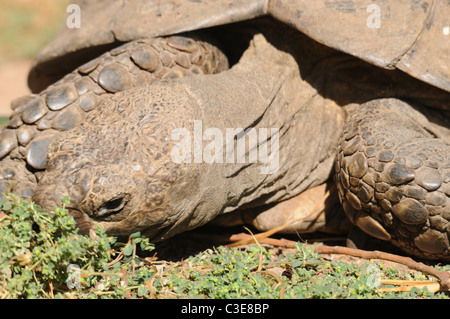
[{"x1": 33, "y1": 33, "x2": 344, "y2": 240}]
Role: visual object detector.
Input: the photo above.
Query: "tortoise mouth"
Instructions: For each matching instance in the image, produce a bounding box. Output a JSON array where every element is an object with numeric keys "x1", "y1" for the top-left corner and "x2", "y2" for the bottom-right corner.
[{"x1": 65, "y1": 207, "x2": 98, "y2": 235}]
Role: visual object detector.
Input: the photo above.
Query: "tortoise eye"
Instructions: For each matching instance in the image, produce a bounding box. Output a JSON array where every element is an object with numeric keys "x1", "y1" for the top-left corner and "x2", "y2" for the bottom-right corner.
[{"x1": 98, "y1": 197, "x2": 126, "y2": 216}]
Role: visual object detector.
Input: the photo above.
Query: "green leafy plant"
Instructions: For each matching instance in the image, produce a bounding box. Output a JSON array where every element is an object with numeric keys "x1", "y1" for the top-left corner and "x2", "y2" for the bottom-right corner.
[
  {"x1": 0, "y1": 193, "x2": 448, "y2": 299},
  {"x1": 0, "y1": 193, "x2": 154, "y2": 298},
  {"x1": 146, "y1": 242, "x2": 448, "y2": 299}
]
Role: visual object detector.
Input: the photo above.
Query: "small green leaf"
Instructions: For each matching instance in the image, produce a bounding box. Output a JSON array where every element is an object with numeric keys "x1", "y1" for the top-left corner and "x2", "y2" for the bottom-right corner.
[
  {"x1": 130, "y1": 232, "x2": 141, "y2": 239},
  {"x1": 122, "y1": 245, "x2": 134, "y2": 256},
  {"x1": 2, "y1": 202, "x2": 12, "y2": 211}
]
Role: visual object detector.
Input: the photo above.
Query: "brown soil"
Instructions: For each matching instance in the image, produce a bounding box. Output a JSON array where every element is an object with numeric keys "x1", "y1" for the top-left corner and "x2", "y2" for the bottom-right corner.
[{"x1": 0, "y1": 59, "x2": 32, "y2": 117}]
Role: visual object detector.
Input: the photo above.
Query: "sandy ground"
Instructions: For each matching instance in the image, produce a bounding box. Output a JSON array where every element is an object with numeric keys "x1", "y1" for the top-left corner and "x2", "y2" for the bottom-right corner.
[{"x1": 0, "y1": 59, "x2": 32, "y2": 117}]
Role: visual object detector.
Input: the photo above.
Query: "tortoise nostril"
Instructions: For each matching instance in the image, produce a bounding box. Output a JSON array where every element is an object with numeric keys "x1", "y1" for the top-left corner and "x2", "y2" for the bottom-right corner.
[
  {"x1": 69, "y1": 179, "x2": 90, "y2": 202},
  {"x1": 68, "y1": 171, "x2": 91, "y2": 198}
]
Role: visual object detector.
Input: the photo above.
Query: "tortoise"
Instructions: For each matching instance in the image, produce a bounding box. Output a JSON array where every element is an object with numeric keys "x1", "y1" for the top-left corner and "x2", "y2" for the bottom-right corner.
[{"x1": 0, "y1": 0, "x2": 449, "y2": 262}]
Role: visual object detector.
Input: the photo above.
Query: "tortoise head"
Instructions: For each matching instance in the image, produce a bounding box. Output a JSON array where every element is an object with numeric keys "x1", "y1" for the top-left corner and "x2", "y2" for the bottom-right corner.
[{"x1": 33, "y1": 86, "x2": 197, "y2": 240}]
